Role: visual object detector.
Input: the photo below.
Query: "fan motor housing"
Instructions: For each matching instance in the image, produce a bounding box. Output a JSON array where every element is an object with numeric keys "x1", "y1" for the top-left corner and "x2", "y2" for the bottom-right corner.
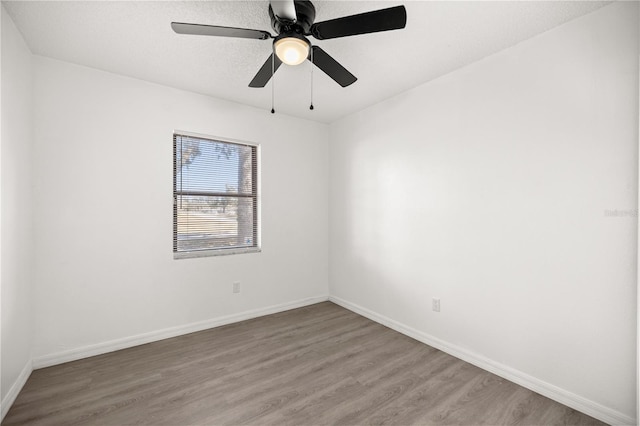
[
  {"x1": 269, "y1": 0, "x2": 316, "y2": 35},
  {"x1": 273, "y1": 31, "x2": 310, "y2": 49}
]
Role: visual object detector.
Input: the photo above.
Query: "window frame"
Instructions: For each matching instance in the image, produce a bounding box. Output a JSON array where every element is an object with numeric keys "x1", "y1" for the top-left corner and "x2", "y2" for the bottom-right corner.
[{"x1": 173, "y1": 130, "x2": 261, "y2": 259}]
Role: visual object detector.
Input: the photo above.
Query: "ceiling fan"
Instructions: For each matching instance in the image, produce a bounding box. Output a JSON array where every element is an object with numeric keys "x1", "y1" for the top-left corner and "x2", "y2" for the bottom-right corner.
[{"x1": 171, "y1": 0, "x2": 407, "y2": 88}]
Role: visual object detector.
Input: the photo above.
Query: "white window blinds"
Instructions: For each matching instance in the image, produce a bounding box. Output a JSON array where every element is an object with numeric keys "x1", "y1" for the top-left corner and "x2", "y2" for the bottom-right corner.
[{"x1": 173, "y1": 133, "x2": 259, "y2": 256}]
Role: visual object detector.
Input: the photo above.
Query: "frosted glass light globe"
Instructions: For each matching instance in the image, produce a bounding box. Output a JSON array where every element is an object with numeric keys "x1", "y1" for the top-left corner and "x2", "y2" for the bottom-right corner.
[{"x1": 274, "y1": 37, "x2": 309, "y2": 66}]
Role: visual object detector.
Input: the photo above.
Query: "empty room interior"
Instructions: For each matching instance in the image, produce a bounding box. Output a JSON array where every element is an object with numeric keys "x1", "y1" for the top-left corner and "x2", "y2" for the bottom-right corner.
[{"x1": 1, "y1": 0, "x2": 638, "y2": 425}]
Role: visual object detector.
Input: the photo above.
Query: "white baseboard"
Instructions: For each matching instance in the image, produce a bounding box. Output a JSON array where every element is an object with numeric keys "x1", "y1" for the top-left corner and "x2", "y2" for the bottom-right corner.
[
  {"x1": 329, "y1": 295, "x2": 635, "y2": 426},
  {"x1": 33, "y1": 295, "x2": 329, "y2": 369},
  {"x1": 1, "y1": 359, "x2": 33, "y2": 422}
]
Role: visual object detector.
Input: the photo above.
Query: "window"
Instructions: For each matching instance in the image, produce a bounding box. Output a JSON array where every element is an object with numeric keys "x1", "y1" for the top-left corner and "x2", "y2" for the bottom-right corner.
[{"x1": 173, "y1": 132, "x2": 259, "y2": 258}]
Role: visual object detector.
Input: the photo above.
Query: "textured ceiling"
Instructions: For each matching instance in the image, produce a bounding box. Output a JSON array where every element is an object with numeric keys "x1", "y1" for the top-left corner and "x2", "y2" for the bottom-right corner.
[{"x1": 3, "y1": 0, "x2": 610, "y2": 123}]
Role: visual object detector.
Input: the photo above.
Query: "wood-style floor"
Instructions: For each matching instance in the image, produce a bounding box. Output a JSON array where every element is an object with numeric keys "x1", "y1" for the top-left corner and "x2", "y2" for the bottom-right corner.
[{"x1": 4, "y1": 302, "x2": 605, "y2": 425}]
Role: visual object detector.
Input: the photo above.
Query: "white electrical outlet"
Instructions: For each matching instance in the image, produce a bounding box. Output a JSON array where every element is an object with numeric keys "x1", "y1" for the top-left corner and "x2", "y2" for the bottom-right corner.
[
  {"x1": 233, "y1": 282, "x2": 241, "y2": 293},
  {"x1": 432, "y1": 298, "x2": 441, "y2": 312}
]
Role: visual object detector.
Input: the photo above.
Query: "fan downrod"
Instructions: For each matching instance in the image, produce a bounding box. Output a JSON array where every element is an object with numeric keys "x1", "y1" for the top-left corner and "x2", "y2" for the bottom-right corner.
[{"x1": 269, "y1": 0, "x2": 316, "y2": 35}]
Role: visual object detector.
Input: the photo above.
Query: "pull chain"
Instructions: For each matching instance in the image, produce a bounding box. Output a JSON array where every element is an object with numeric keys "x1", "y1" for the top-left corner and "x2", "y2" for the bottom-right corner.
[
  {"x1": 271, "y1": 53, "x2": 275, "y2": 114},
  {"x1": 309, "y1": 47, "x2": 314, "y2": 110}
]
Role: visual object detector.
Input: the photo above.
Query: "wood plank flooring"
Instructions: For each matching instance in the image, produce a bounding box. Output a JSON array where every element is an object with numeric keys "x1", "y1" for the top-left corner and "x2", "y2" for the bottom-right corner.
[{"x1": 3, "y1": 302, "x2": 606, "y2": 425}]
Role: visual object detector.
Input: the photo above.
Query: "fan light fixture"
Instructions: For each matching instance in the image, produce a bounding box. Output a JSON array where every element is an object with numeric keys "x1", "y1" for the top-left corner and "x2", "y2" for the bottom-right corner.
[
  {"x1": 274, "y1": 37, "x2": 309, "y2": 66},
  {"x1": 172, "y1": 1, "x2": 408, "y2": 89}
]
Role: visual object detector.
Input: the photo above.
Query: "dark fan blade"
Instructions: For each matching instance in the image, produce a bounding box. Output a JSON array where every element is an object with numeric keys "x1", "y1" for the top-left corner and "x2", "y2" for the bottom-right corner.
[
  {"x1": 249, "y1": 54, "x2": 283, "y2": 87},
  {"x1": 310, "y1": 46, "x2": 356, "y2": 87},
  {"x1": 171, "y1": 22, "x2": 271, "y2": 40},
  {"x1": 270, "y1": 0, "x2": 297, "y2": 22},
  {"x1": 310, "y1": 5, "x2": 406, "y2": 40}
]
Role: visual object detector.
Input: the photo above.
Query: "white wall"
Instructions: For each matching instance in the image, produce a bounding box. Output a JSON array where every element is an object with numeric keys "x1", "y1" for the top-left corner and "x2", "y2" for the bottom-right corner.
[
  {"x1": 329, "y1": 2, "x2": 637, "y2": 423},
  {"x1": 31, "y1": 56, "x2": 329, "y2": 360},
  {"x1": 1, "y1": 4, "x2": 34, "y2": 411}
]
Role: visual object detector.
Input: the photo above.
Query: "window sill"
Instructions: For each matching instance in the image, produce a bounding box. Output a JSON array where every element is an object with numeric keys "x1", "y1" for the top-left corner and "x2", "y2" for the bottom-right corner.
[{"x1": 173, "y1": 247, "x2": 261, "y2": 259}]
